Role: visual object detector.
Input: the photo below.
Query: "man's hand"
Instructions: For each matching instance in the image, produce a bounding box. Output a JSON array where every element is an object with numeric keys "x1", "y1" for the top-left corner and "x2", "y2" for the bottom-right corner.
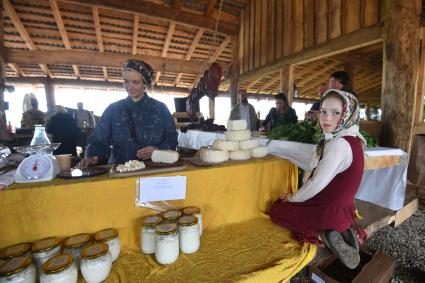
[
  {"x1": 136, "y1": 146, "x2": 158, "y2": 160},
  {"x1": 76, "y1": 156, "x2": 98, "y2": 168}
]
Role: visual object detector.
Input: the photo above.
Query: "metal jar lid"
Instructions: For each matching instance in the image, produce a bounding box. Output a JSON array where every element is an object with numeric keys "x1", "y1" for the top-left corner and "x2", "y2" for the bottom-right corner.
[
  {"x1": 32, "y1": 237, "x2": 60, "y2": 253},
  {"x1": 42, "y1": 254, "x2": 73, "y2": 275},
  {"x1": 63, "y1": 233, "x2": 91, "y2": 249},
  {"x1": 0, "y1": 256, "x2": 32, "y2": 277},
  {"x1": 161, "y1": 210, "x2": 182, "y2": 221},
  {"x1": 81, "y1": 243, "x2": 109, "y2": 260},
  {"x1": 182, "y1": 206, "x2": 201, "y2": 216},
  {"x1": 94, "y1": 228, "x2": 118, "y2": 242},
  {"x1": 0, "y1": 243, "x2": 31, "y2": 259},
  {"x1": 142, "y1": 215, "x2": 163, "y2": 228},
  {"x1": 178, "y1": 215, "x2": 198, "y2": 226},
  {"x1": 156, "y1": 223, "x2": 177, "y2": 235}
]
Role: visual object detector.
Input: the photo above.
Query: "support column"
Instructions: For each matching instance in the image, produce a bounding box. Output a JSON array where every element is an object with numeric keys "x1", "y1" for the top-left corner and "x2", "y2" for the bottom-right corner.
[
  {"x1": 381, "y1": 0, "x2": 421, "y2": 152},
  {"x1": 343, "y1": 63, "x2": 355, "y2": 91},
  {"x1": 230, "y1": 35, "x2": 239, "y2": 108},
  {"x1": 208, "y1": 97, "x2": 215, "y2": 119},
  {"x1": 0, "y1": 2, "x2": 6, "y2": 121},
  {"x1": 280, "y1": 64, "x2": 294, "y2": 106},
  {"x1": 44, "y1": 79, "x2": 56, "y2": 114}
]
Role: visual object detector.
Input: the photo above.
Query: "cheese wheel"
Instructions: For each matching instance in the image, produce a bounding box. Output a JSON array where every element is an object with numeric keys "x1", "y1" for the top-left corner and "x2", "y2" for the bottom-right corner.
[
  {"x1": 227, "y1": 119, "x2": 247, "y2": 131},
  {"x1": 239, "y1": 139, "x2": 260, "y2": 150},
  {"x1": 251, "y1": 146, "x2": 269, "y2": 158},
  {"x1": 225, "y1": 130, "x2": 251, "y2": 142},
  {"x1": 151, "y1": 150, "x2": 179, "y2": 163},
  {"x1": 212, "y1": 139, "x2": 240, "y2": 151},
  {"x1": 230, "y1": 150, "x2": 252, "y2": 161},
  {"x1": 200, "y1": 149, "x2": 229, "y2": 163}
]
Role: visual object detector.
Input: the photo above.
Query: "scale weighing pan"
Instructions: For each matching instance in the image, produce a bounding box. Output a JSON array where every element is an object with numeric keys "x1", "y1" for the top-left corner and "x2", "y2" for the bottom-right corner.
[{"x1": 57, "y1": 167, "x2": 108, "y2": 179}]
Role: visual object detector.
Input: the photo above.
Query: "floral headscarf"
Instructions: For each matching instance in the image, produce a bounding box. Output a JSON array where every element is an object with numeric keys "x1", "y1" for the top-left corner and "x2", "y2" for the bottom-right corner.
[{"x1": 122, "y1": 59, "x2": 154, "y2": 87}]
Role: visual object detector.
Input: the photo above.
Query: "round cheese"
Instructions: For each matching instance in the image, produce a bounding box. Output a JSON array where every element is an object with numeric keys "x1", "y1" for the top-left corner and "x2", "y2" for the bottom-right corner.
[
  {"x1": 200, "y1": 149, "x2": 229, "y2": 163},
  {"x1": 251, "y1": 146, "x2": 269, "y2": 158},
  {"x1": 212, "y1": 139, "x2": 240, "y2": 151},
  {"x1": 227, "y1": 120, "x2": 247, "y2": 131},
  {"x1": 225, "y1": 130, "x2": 251, "y2": 142},
  {"x1": 239, "y1": 139, "x2": 260, "y2": 150},
  {"x1": 230, "y1": 150, "x2": 252, "y2": 161}
]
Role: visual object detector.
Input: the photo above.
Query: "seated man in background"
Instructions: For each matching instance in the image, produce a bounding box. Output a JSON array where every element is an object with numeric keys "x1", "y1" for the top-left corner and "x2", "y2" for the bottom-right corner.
[
  {"x1": 229, "y1": 89, "x2": 258, "y2": 131},
  {"x1": 21, "y1": 98, "x2": 47, "y2": 128}
]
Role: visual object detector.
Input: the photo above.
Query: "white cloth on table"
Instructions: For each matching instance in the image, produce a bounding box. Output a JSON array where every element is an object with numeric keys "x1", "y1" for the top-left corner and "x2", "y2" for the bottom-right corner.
[{"x1": 0, "y1": 169, "x2": 16, "y2": 188}]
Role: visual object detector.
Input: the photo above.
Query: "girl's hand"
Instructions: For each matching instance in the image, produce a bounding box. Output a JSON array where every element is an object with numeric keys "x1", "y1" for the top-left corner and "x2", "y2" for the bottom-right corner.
[{"x1": 279, "y1": 193, "x2": 292, "y2": 202}]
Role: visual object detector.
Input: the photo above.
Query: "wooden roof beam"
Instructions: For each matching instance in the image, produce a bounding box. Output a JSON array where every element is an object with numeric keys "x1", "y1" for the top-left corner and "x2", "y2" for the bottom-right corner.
[
  {"x1": 257, "y1": 75, "x2": 280, "y2": 93},
  {"x1": 162, "y1": 22, "x2": 176, "y2": 58},
  {"x1": 155, "y1": 72, "x2": 161, "y2": 86},
  {"x1": 186, "y1": 28, "x2": 205, "y2": 60},
  {"x1": 60, "y1": 0, "x2": 238, "y2": 35},
  {"x1": 132, "y1": 15, "x2": 139, "y2": 55},
  {"x1": 92, "y1": 6, "x2": 108, "y2": 81},
  {"x1": 209, "y1": 36, "x2": 231, "y2": 63},
  {"x1": 245, "y1": 77, "x2": 265, "y2": 91},
  {"x1": 49, "y1": 0, "x2": 80, "y2": 78},
  {"x1": 3, "y1": 0, "x2": 51, "y2": 77},
  {"x1": 205, "y1": 0, "x2": 218, "y2": 16},
  {"x1": 8, "y1": 63, "x2": 24, "y2": 77}
]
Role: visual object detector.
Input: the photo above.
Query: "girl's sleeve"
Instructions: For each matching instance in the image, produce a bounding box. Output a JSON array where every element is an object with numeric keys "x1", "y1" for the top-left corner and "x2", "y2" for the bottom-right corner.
[{"x1": 288, "y1": 138, "x2": 353, "y2": 202}]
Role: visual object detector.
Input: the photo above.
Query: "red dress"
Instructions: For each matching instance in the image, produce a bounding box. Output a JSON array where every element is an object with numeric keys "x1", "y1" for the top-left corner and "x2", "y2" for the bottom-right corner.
[{"x1": 270, "y1": 136, "x2": 364, "y2": 244}]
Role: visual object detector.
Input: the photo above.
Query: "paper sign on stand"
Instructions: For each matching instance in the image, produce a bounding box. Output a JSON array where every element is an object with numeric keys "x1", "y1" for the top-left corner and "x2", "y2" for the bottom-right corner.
[{"x1": 135, "y1": 176, "x2": 186, "y2": 206}]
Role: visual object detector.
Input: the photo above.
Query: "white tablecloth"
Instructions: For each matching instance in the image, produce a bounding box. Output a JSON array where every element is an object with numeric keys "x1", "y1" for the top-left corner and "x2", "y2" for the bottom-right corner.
[{"x1": 178, "y1": 130, "x2": 407, "y2": 210}]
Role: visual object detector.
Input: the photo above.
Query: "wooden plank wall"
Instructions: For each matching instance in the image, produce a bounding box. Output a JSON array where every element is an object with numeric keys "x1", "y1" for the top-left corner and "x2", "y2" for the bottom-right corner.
[{"x1": 239, "y1": 0, "x2": 382, "y2": 74}]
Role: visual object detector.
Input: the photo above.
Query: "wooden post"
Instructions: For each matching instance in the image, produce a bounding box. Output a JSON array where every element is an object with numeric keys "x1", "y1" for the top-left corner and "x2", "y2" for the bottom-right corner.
[
  {"x1": 208, "y1": 97, "x2": 215, "y2": 119},
  {"x1": 280, "y1": 64, "x2": 294, "y2": 105},
  {"x1": 0, "y1": 2, "x2": 6, "y2": 121},
  {"x1": 381, "y1": 0, "x2": 421, "y2": 152},
  {"x1": 230, "y1": 35, "x2": 239, "y2": 108},
  {"x1": 44, "y1": 79, "x2": 56, "y2": 114},
  {"x1": 343, "y1": 63, "x2": 355, "y2": 91}
]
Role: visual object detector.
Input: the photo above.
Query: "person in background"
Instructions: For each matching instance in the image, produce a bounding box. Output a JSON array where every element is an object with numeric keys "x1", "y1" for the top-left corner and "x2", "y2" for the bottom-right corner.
[
  {"x1": 228, "y1": 89, "x2": 258, "y2": 131},
  {"x1": 74, "y1": 102, "x2": 96, "y2": 129},
  {"x1": 261, "y1": 93, "x2": 298, "y2": 130},
  {"x1": 78, "y1": 59, "x2": 178, "y2": 167},
  {"x1": 21, "y1": 98, "x2": 47, "y2": 128},
  {"x1": 47, "y1": 106, "x2": 80, "y2": 156}
]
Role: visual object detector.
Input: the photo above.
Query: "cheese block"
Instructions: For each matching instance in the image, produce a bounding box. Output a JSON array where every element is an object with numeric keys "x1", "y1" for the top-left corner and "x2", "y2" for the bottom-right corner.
[
  {"x1": 225, "y1": 129, "x2": 251, "y2": 142},
  {"x1": 239, "y1": 139, "x2": 260, "y2": 150},
  {"x1": 151, "y1": 150, "x2": 179, "y2": 164},
  {"x1": 227, "y1": 119, "x2": 247, "y2": 131},
  {"x1": 230, "y1": 150, "x2": 252, "y2": 161},
  {"x1": 251, "y1": 146, "x2": 269, "y2": 158},
  {"x1": 200, "y1": 149, "x2": 229, "y2": 163},
  {"x1": 212, "y1": 139, "x2": 240, "y2": 151}
]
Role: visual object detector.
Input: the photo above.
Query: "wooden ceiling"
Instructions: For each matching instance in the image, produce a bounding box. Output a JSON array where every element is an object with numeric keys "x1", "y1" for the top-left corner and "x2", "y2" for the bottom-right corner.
[{"x1": 2, "y1": 0, "x2": 382, "y2": 102}]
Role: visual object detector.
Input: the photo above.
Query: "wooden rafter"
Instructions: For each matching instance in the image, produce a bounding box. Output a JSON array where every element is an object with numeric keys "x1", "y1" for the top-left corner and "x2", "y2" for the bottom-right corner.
[
  {"x1": 155, "y1": 71, "x2": 161, "y2": 85},
  {"x1": 257, "y1": 75, "x2": 281, "y2": 93},
  {"x1": 49, "y1": 0, "x2": 79, "y2": 78},
  {"x1": 162, "y1": 22, "x2": 176, "y2": 58},
  {"x1": 205, "y1": 0, "x2": 218, "y2": 16},
  {"x1": 174, "y1": 73, "x2": 182, "y2": 86},
  {"x1": 3, "y1": 0, "x2": 51, "y2": 77},
  {"x1": 132, "y1": 15, "x2": 139, "y2": 55},
  {"x1": 246, "y1": 77, "x2": 265, "y2": 91},
  {"x1": 8, "y1": 63, "x2": 24, "y2": 76},
  {"x1": 92, "y1": 6, "x2": 108, "y2": 80},
  {"x1": 209, "y1": 36, "x2": 231, "y2": 63},
  {"x1": 186, "y1": 28, "x2": 205, "y2": 60},
  {"x1": 61, "y1": 0, "x2": 238, "y2": 35},
  {"x1": 298, "y1": 61, "x2": 340, "y2": 88}
]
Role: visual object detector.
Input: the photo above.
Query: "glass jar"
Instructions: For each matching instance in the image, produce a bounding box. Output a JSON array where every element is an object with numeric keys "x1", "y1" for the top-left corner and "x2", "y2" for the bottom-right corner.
[
  {"x1": 80, "y1": 243, "x2": 112, "y2": 283},
  {"x1": 94, "y1": 228, "x2": 120, "y2": 262},
  {"x1": 31, "y1": 237, "x2": 61, "y2": 280},
  {"x1": 40, "y1": 254, "x2": 77, "y2": 283},
  {"x1": 0, "y1": 256, "x2": 36, "y2": 283},
  {"x1": 0, "y1": 243, "x2": 32, "y2": 260},
  {"x1": 178, "y1": 215, "x2": 200, "y2": 254},
  {"x1": 140, "y1": 215, "x2": 162, "y2": 255},
  {"x1": 62, "y1": 233, "x2": 90, "y2": 269},
  {"x1": 155, "y1": 223, "x2": 179, "y2": 265},
  {"x1": 30, "y1": 126, "x2": 51, "y2": 146},
  {"x1": 182, "y1": 206, "x2": 203, "y2": 236},
  {"x1": 161, "y1": 210, "x2": 182, "y2": 224}
]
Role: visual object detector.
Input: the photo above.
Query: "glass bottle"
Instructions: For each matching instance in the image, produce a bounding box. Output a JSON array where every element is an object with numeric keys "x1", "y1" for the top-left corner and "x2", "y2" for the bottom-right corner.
[{"x1": 30, "y1": 125, "x2": 51, "y2": 146}]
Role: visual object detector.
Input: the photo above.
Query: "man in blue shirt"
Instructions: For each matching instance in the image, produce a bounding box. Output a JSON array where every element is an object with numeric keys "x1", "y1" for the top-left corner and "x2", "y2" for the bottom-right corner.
[{"x1": 79, "y1": 60, "x2": 177, "y2": 167}]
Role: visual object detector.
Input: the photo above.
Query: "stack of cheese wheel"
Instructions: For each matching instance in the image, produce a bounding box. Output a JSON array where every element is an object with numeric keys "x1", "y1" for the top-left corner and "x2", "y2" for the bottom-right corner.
[{"x1": 199, "y1": 120, "x2": 268, "y2": 163}]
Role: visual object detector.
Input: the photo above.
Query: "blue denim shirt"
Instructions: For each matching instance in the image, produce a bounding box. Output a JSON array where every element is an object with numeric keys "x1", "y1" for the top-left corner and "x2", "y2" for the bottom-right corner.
[{"x1": 85, "y1": 94, "x2": 178, "y2": 164}]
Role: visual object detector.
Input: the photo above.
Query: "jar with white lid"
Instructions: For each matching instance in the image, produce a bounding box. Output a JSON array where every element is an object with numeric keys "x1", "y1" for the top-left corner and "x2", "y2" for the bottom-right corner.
[
  {"x1": 0, "y1": 256, "x2": 36, "y2": 283},
  {"x1": 182, "y1": 206, "x2": 203, "y2": 236},
  {"x1": 80, "y1": 243, "x2": 112, "y2": 283},
  {"x1": 40, "y1": 254, "x2": 77, "y2": 283},
  {"x1": 140, "y1": 215, "x2": 162, "y2": 254},
  {"x1": 155, "y1": 223, "x2": 179, "y2": 265},
  {"x1": 62, "y1": 233, "x2": 90, "y2": 269},
  {"x1": 31, "y1": 237, "x2": 61, "y2": 280},
  {"x1": 161, "y1": 210, "x2": 182, "y2": 224},
  {"x1": 178, "y1": 215, "x2": 200, "y2": 254},
  {"x1": 0, "y1": 243, "x2": 32, "y2": 261},
  {"x1": 94, "y1": 228, "x2": 120, "y2": 262}
]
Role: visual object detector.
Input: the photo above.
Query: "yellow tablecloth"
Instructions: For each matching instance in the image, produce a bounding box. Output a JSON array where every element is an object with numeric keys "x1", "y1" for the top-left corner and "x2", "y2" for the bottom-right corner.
[
  {"x1": 0, "y1": 157, "x2": 298, "y2": 251},
  {"x1": 77, "y1": 218, "x2": 316, "y2": 283}
]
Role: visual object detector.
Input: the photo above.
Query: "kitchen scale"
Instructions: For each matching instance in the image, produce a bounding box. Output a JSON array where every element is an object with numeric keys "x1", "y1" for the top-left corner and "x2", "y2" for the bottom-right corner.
[{"x1": 14, "y1": 144, "x2": 61, "y2": 183}]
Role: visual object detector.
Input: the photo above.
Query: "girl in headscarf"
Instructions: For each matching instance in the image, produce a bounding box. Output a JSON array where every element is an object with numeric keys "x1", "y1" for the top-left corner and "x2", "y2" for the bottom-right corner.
[
  {"x1": 269, "y1": 89, "x2": 366, "y2": 269},
  {"x1": 78, "y1": 59, "x2": 177, "y2": 167}
]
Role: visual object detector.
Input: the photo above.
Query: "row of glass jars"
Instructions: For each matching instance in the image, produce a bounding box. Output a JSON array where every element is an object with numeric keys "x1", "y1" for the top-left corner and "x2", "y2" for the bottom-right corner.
[
  {"x1": 141, "y1": 206, "x2": 202, "y2": 265},
  {"x1": 0, "y1": 228, "x2": 121, "y2": 283}
]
